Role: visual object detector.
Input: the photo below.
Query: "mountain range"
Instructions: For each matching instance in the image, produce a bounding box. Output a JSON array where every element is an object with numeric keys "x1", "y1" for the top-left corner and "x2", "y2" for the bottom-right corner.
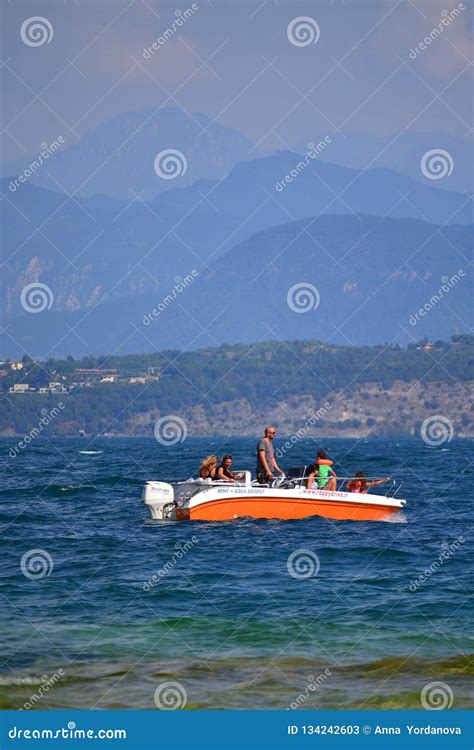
[
  {"x1": 2, "y1": 211, "x2": 471, "y2": 358},
  {"x1": 296, "y1": 130, "x2": 474, "y2": 195},
  {"x1": 2, "y1": 149, "x2": 472, "y2": 306},
  {"x1": 3, "y1": 107, "x2": 473, "y2": 199},
  {"x1": 2, "y1": 116, "x2": 472, "y2": 359},
  {"x1": 1, "y1": 108, "x2": 255, "y2": 200}
]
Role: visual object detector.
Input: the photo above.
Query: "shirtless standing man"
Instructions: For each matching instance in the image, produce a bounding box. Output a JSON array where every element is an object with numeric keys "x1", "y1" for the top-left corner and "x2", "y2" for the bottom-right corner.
[{"x1": 256, "y1": 426, "x2": 284, "y2": 484}]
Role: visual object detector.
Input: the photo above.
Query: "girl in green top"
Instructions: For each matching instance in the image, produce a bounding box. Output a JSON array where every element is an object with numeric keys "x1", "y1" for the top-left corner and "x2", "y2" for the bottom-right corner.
[{"x1": 306, "y1": 451, "x2": 337, "y2": 491}]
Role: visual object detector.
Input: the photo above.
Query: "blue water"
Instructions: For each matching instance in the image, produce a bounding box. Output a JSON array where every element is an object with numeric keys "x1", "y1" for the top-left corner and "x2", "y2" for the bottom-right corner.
[{"x1": 0, "y1": 437, "x2": 472, "y2": 710}]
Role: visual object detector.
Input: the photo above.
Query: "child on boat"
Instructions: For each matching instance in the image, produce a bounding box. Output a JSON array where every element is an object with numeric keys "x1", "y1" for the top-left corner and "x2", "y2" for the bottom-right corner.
[
  {"x1": 306, "y1": 450, "x2": 337, "y2": 491},
  {"x1": 346, "y1": 471, "x2": 391, "y2": 493}
]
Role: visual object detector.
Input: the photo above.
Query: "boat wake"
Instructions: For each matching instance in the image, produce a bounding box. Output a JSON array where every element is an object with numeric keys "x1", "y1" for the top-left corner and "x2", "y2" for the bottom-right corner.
[{"x1": 382, "y1": 510, "x2": 408, "y2": 523}]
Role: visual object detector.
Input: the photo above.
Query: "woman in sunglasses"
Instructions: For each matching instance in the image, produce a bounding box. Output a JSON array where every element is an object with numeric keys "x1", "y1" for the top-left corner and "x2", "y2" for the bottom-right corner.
[{"x1": 216, "y1": 454, "x2": 237, "y2": 482}]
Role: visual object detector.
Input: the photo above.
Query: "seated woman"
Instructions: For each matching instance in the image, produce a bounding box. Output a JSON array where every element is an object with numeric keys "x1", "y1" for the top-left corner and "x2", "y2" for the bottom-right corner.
[
  {"x1": 306, "y1": 450, "x2": 337, "y2": 491},
  {"x1": 215, "y1": 454, "x2": 236, "y2": 482},
  {"x1": 199, "y1": 455, "x2": 217, "y2": 480},
  {"x1": 346, "y1": 471, "x2": 391, "y2": 493}
]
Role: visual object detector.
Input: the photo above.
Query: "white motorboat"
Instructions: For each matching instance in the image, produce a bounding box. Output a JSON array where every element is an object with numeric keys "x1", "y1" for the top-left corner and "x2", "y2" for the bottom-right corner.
[{"x1": 142, "y1": 468, "x2": 406, "y2": 522}]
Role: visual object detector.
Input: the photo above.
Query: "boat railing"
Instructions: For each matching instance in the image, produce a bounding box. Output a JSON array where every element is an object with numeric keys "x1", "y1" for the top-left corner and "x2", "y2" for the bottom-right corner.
[
  {"x1": 275, "y1": 474, "x2": 402, "y2": 497},
  {"x1": 174, "y1": 474, "x2": 403, "y2": 498}
]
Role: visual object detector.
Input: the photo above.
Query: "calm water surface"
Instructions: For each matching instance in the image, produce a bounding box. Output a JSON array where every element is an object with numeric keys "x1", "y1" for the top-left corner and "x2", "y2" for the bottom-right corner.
[{"x1": 0, "y1": 437, "x2": 472, "y2": 709}]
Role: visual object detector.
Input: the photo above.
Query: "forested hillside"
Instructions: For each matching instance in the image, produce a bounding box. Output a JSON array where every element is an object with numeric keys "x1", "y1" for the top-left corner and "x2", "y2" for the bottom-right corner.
[{"x1": 2, "y1": 337, "x2": 473, "y2": 437}]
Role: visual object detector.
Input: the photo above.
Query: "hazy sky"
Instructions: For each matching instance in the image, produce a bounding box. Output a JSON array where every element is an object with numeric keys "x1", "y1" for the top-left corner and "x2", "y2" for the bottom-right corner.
[{"x1": 1, "y1": 0, "x2": 473, "y2": 160}]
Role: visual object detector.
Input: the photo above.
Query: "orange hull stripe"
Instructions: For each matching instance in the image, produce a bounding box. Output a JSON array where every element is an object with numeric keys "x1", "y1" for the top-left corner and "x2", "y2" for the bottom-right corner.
[{"x1": 189, "y1": 497, "x2": 398, "y2": 522}]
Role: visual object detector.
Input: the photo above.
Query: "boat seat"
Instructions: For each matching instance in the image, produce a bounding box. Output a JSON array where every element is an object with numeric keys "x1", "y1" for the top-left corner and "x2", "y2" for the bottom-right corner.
[
  {"x1": 234, "y1": 470, "x2": 252, "y2": 485},
  {"x1": 285, "y1": 466, "x2": 309, "y2": 487}
]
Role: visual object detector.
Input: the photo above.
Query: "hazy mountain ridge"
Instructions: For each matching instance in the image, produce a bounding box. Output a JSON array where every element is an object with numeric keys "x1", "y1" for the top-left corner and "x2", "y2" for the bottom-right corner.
[
  {"x1": 1, "y1": 107, "x2": 255, "y2": 200},
  {"x1": 2, "y1": 149, "x2": 472, "y2": 320},
  {"x1": 3, "y1": 106, "x2": 472, "y2": 199},
  {"x1": 295, "y1": 130, "x2": 474, "y2": 194},
  {"x1": 2, "y1": 213, "x2": 471, "y2": 358},
  {"x1": 2, "y1": 129, "x2": 472, "y2": 358}
]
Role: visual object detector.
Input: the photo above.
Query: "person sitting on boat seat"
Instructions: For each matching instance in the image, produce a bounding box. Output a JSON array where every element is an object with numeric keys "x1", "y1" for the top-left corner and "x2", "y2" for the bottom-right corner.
[
  {"x1": 215, "y1": 454, "x2": 237, "y2": 482},
  {"x1": 346, "y1": 471, "x2": 391, "y2": 494},
  {"x1": 199, "y1": 455, "x2": 218, "y2": 480},
  {"x1": 256, "y1": 426, "x2": 284, "y2": 484},
  {"x1": 306, "y1": 450, "x2": 337, "y2": 491}
]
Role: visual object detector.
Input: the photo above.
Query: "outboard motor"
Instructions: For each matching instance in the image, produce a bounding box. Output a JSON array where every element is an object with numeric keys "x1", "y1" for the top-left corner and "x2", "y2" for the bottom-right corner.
[{"x1": 142, "y1": 481, "x2": 176, "y2": 520}]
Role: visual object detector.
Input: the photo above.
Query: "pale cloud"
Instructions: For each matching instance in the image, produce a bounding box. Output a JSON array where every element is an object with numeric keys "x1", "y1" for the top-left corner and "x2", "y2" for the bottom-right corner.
[
  {"x1": 140, "y1": 37, "x2": 213, "y2": 84},
  {"x1": 83, "y1": 29, "x2": 209, "y2": 84},
  {"x1": 78, "y1": 0, "x2": 210, "y2": 85},
  {"x1": 369, "y1": 0, "x2": 473, "y2": 82},
  {"x1": 421, "y1": 1, "x2": 473, "y2": 80}
]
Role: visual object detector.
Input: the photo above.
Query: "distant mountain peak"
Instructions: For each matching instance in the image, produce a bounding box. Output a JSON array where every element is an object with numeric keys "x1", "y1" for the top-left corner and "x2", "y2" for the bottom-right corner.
[{"x1": 1, "y1": 106, "x2": 256, "y2": 201}]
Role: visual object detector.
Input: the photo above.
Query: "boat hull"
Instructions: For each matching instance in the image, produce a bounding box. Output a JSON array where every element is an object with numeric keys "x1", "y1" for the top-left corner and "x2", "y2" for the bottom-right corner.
[
  {"x1": 188, "y1": 498, "x2": 398, "y2": 521},
  {"x1": 186, "y1": 489, "x2": 403, "y2": 522}
]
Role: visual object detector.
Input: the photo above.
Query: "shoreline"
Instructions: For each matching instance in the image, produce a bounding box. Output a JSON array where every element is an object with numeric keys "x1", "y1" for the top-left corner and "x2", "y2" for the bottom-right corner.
[{"x1": 2, "y1": 432, "x2": 474, "y2": 439}]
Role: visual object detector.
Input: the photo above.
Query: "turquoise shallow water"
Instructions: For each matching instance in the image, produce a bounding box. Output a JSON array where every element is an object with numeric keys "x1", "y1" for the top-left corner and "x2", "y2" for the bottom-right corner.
[{"x1": 0, "y1": 437, "x2": 472, "y2": 709}]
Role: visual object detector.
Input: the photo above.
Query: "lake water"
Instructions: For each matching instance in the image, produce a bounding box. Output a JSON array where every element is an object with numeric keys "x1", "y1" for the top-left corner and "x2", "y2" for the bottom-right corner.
[{"x1": 0, "y1": 436, "x2": 472, "y2": 710}]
